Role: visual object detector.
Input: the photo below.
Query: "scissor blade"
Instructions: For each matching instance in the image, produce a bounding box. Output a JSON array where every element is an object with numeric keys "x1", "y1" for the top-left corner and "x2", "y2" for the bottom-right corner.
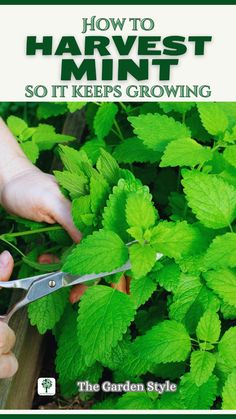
[
  {"x1": 62, "y1": 260, "x2": 132, "y2": 287},
  {"x1": 62, "y1": 252, "x2": 163, "y2": 287},
  {"x1": 0, "y1": 272, "x2": 51, "y2": 290}
]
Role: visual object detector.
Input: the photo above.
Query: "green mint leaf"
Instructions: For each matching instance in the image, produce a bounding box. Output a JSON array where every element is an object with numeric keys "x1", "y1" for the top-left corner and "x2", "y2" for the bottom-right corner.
[
  {"x1": 115, "y1": 392, "x2": 154, "y2": 410},
  {"x1": 190, "y1": 351, "x2": 216, "y2": 386},
  {"x1": 128, "y1": 113, "x2": 190, "y2": 152},
  {"x1": 150, "y1": 221, "x2": 201, "y2": 259},
  {"x1": 196, "y1": 310, "x2": 221, "y2": 343},
  {"x1": 159, "y1": 102, "x2": 195, "y2": 114},
  {"x1": 78, "y1": 285, "x2": 136, "y2": 366},
  {"x1": 169, "y1": 275, "x2": 211, "y2": 333},
  {"x1": 67, "y1": 102, "x2": 86, "y2": 113},
  {"x1": 131, "y1": 320, "x2": 191, "y2": 364},
  {"x1": 182, "y1": 170, "x2": 236, "y2": 229},
  {"x1": 54, "y1": 170, "x2": 88, "y2": 199},
  {"x1": 126, "y1": 191, "x2": 157, "y2": 231},
  {"x1": 223, "y1": 145, "x2": 236, "y2": 168},
  {"x1": 155, "y1": 391, "x2": 185, "y2": 409},
  {"x1": 21, "y1": 141, "x2": 39, "y2": 163},
  {"x1": 130, "y1": 275, "x2": 157, "y2": 308},
  {"x1": 222, "y1": 369, "x2": 236, "y2": 409},
  {"x1": 37, "y1": 102, "x2": 68, "y2": 119},
  {"x1": 129, "y1": 243, "x2": 157, "y2": 278},
  {"x1": 80, "y1": 138, "x2": 106, "y2": 165},
  {"x1": 221, "y1": 302, "x2": 236, "y2": 320},
  {"x1": 160, "y1": 138, "x2": 212, "y2": 168},
  {"x1": 72, "y1": 195, "x2": 95, "y2": 235},
  {"x1": 218, "y1": 327, "x2": 236, "y2": 368},
  {"x1": 113, "y1": 137, "x2": 161, "y2": 164},
  {"x1": 59, "y1": 145, "x2": 92, "y2": 177},
  {"x1": 180, "y1": 373, "x2": 218, "y2": 409},
  {"x1": 204, "y1": 233, "x2": 236, "y2": 270},
  {"x1": 97, "y1": 149, "x2": 121, "y2": 186},
  {"x1": 157, "y1": 262, "x2": 181, "y2": 292},
  {"x1": 94, "y1": 103, "x2": 118, "y2": 140},
  {"x1": 28, "y1": 289, "x2": 69, "y2": 334},
  {"x1": 63, "y1": 230, "x2": 128, "y2": 275},
  {"x1": 204, "y1": 269, "x2": 236, "y2": 307},
  {"x1": 7, "y1": 115, "x2": 27, "y2": 136},
  {"x1": 90, "y1": 173, "x2": 110, "y2": 214},
  {"x1": 33, "y1": 125, "x2": 74, "y2": 151},
  {"x1": 102, "y1": 178, "x2": 142, "y2": 242},
  {"x1": 197, "y1": 103, "x2": 228, "y2": 136}
]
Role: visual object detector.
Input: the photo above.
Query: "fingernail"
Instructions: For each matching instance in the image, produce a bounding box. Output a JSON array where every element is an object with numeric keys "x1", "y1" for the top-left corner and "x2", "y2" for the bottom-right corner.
[{"x1": 0, "y1": 251, "x2": 11, "y2": 267}]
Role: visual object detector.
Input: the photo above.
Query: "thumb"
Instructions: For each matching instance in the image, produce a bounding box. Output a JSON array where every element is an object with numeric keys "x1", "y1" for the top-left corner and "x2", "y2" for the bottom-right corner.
[
  {"x1": 0, "y1": 251, "x2": 14, "y2": 282},
  {"x1": 50, "y1": 196, "x2": 82, "y2": 243}
]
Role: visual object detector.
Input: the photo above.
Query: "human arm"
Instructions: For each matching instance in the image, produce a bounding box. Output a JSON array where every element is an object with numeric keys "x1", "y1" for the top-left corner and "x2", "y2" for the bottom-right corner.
[{"x1": 0, "y1": 251, "x2": 18, "y2": 379}]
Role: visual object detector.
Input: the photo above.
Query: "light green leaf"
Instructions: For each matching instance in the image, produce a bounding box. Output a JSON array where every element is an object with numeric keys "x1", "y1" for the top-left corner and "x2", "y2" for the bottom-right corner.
[
  {"x1": 197, "y1": 103, "x2": 228, "y2": 136},
  {"x1": 7, "y1": 115, "x2": 27, "y2": 136},
  {"x1": 33, "y1": 124, "x2": 74, "y2": 151},
  {"x1": 131, "y1": 320, "x2": 191, "y2": 364},
  {"x1": 221, "y1": 302, "x2": 236, "y2": 320},
  {"x1": 129, "y1": 243, "x2": 157, "y2": 278},
  {"x1": 78, "y1": 285, "x2": 136, "y2": 366},
  {"x1": 28, "y1": 289, "x2": 69, "y2": 334},
  {"x1": 72, "y1": 195, "x2": 94, "y2": 234},
  {"x1": 169, "y1": 275, "x2": 212, "y2": 333},
  {"x1": 180, "y1": 373, "x2": 218, "y2": 409},
  {"x1": 37, "y1": 102, "x2": 68, "y2": 119},
  {"x1": 157, "y1": 262, "x2": 181, "y2": 292},
  {"x1": 204, "y1": 269, "x2": 236, "y2": 307},
  {"x1": 80, "y1": 138, "x2": 106, "y2": 164},
  {"x1": 222, "y1": 369, "x2": 236, "y2": 409},
  {"x1": 54, "y1": 170, "x2": 88, "y2": 199},
  {"x1": 196, "y1": 310, "x2": 221, "y2": 343},
  {"x1": 102, "y1": 178, "x2": 142, "y2": 242},
  {"x1": 21, "y1": 141, "x2": 39, "y2": 163},
  {"x1": 67, "y1": 102, "x2": 86, "y2": 113},
  {"x1": 97, "y1": 149, "x2": 121, "y2": 186},
  {"x1": 130, "y1": 275, "x2": 157, "y2": 308},
  {"x1": 94, "y1": 103, "x2": 118, "y2": 140},
  {"x1": 116, "y1": 392, "x2": 153, "y2": 410},
  {"x1": 126, "y1": 191, "x2": 157, "y2": 231},
  {"x1": 129, "y1": 113, "x2": 190, "y2": 152},
  {"x1": 150, "y1": 221, "x2": 201, "y2": 259},
  {"x1": 63, "y1": 230, "x2": 128, "y2": 275},
  {"x1": 90, "y1": 173, "x2": 110, "y2": 214},
  {"x1": 204, "y1": 233, "x2": 236, "y2": 270},
  {"x1": 182, "y1": 170, "x2": 236, "y2": 229},
  {"x1": 218, "y1": 326, "x2": 236, "y2": 368},
  {"x1": 113, "y1": 137, "x2": 161, "y2": 164},
  {"x1": 159, "y1": 102, "x2": 195, "y2": 114},
  {"x1": 155, "y1": 391, "x2": 184, "y2": 409},
  {"x1": 190, "y1": 351, "x2": 216, "y2": 386},
  {"x1": 223, "y1": 145, "x2": 236, "y2": 168},
  {"x1": 59, "y1": 145, "x2": 92, "y2": 177},
  {"x1": 160, "y1": 138, "x2": 212, "y2": 168}
]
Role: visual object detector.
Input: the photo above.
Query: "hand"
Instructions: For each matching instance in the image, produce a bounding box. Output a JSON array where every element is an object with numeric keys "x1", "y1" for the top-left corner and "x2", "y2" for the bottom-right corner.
[
  {"x1": 39, "y1": 254, "x2": 129, "y2": 304},
  {"x1": 0, "y1": 164, "x2": 81, "y2": 243},
  {"x1": 0, "y1": 251, "x2": 18, "y2": 379}
]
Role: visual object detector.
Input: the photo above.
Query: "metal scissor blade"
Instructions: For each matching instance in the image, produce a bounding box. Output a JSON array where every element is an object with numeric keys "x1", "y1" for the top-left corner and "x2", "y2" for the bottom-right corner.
[
  {"x1": 0, "y1": 272, "x2": 52, "y2": 290},
  {"x1": 62, "y1": 260, "x2": 132, "y2": 287}
]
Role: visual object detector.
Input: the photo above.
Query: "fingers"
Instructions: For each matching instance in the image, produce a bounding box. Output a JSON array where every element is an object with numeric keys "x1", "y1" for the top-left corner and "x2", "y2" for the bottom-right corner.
[
  {"x1": 49, "y1": 195, "x2": 82, "y2": 243},
  {"x1": 0, "y1": 352, "x2": 18, "y2": 379},
  {"x1": 111, "y1": 275, "x2": 127, "y2": 294},
  {"x1": 0, "y1": 323, "x2": 16, "y2": 356},
  {"x1": 38, "y1": 254, "x2": 60, "y2": 265},
  {"x1": 69, "y1": 284, "x2": 88, "y2": 304},
  {"x1": 0, "y1": 251, "x2": 14, "y2": 282}
]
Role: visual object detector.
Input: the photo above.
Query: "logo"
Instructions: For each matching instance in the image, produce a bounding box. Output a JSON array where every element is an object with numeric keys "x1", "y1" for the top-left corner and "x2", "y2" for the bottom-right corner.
[{"x1": 37, "y1": 377, "x2": 56, "y2": 396}]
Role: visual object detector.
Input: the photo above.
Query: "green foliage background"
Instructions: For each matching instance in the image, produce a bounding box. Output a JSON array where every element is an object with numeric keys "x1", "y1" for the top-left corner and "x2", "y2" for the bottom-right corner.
[{"x1": 1, "y1": 101, "x2": 236, "y2": 410}]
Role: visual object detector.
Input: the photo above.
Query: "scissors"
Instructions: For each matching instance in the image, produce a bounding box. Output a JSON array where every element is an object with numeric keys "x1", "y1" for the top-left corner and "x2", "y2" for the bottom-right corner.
[{"x1": 0, "y1": 251, "x2": 163, "y2": 324}]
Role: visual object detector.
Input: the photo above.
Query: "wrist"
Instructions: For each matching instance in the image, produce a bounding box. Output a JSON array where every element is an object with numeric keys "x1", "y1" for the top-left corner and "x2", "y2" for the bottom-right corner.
[{"x1": 0, "y1": 155, "x2": 35, "y2": 204}]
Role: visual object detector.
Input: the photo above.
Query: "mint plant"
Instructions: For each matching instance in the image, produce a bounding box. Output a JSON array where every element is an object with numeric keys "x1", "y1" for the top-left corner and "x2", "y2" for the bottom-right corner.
[{"x1": 0, "y1": 101, "x2": 236, "y2": 410}]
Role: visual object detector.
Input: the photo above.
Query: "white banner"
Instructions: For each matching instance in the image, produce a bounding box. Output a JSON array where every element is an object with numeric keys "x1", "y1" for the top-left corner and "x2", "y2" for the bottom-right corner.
[{"x1": 0, "y1": 5, "x2": 235, "y2": 101}]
